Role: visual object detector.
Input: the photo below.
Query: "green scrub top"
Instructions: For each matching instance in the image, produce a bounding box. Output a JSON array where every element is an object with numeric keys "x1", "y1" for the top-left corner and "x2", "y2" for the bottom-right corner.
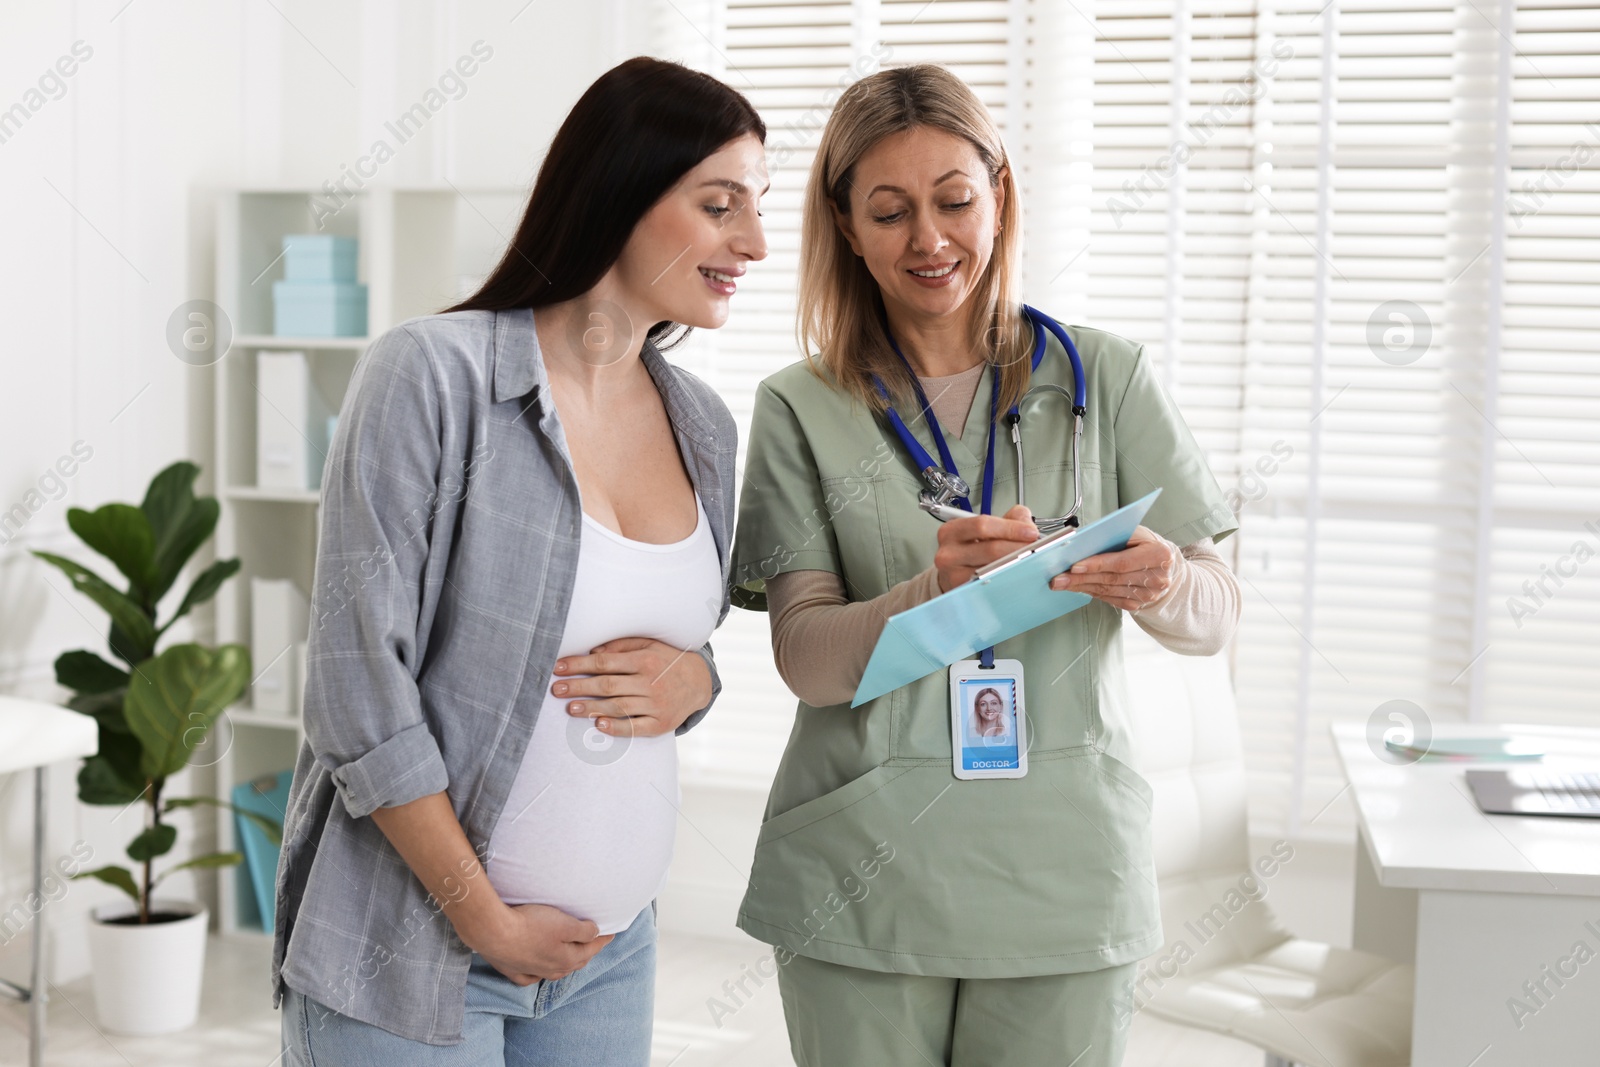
[{"x1": 729, "y1": 321, "x2": 1237, "y2": 979}]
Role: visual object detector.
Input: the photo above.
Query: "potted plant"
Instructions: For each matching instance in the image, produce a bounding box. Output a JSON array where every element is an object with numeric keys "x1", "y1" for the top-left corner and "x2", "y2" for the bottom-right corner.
[{"x1": 32, "y1": 460, "x2": 279, "y2": 1035}]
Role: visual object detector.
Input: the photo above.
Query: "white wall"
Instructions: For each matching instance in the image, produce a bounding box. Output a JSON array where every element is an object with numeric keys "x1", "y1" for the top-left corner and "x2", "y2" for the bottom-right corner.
[{"x1": 0, "y1": 0, "x2": 642, "y2": 986}]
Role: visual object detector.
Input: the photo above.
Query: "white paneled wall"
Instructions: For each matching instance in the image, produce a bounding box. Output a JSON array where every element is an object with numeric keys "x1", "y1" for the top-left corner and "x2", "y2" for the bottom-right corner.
[{"x1": 0, "y1": 0, "x2": 638, "y2": 985}]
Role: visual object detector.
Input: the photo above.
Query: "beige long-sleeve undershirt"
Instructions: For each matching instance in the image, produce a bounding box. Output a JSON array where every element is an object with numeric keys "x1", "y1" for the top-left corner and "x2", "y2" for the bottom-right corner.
[{"x1": 762, "y1": 360, "x2": 1242, "y2": 709}]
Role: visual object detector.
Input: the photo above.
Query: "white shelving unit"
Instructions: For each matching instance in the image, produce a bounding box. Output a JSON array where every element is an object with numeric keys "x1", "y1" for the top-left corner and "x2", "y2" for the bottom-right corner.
[{"x1": 210, "y1": 184, "x2": 524, "y2": 936}]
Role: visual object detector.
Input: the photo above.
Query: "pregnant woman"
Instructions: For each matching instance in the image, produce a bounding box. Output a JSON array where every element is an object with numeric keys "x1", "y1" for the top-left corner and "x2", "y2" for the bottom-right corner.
[{"x1": 272, "y1": 58, "x2": 766, "y2": 1064}]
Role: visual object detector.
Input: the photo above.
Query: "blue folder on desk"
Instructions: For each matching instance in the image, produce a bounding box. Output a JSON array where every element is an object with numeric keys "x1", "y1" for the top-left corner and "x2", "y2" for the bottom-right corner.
[{"x1": 852, "y1": 490, "x2": 1162, "y2": 707}]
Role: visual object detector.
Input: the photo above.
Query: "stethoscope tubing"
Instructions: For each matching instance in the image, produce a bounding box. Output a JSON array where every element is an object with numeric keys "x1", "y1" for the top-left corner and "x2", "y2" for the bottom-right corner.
[
  {"x1": 1016, "y1": 305, "x2": 1088, "y2": 531},
  {"x1": 872, "y1": 305, "x2": 1088, "y2": 530},
  {"x1": 1009, "y1": 384, "x2": 1085, "y2": 533}
]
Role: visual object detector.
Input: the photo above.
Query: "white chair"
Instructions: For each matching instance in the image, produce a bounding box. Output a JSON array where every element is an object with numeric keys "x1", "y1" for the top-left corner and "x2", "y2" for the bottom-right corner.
[{"x1": 1118, "y1": 624, "x2": 1413, "y2": 1067}]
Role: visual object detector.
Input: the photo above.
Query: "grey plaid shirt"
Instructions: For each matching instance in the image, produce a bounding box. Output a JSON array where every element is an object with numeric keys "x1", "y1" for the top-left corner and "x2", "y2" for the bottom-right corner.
[{"x1": 270, "y1": 308, "x2": 735, "y2": 1045}]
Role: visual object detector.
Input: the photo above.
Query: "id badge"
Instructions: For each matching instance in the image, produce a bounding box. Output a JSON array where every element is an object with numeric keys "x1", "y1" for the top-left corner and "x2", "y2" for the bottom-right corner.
[{"x1": 948, "y1": 658, "x2": 1028, "y2": 779}]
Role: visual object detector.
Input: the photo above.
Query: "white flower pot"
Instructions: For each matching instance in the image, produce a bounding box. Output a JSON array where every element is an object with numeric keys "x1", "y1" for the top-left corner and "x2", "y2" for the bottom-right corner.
[{"x1": 86, "y1": 899, "x2": 209, "y2": 1035}]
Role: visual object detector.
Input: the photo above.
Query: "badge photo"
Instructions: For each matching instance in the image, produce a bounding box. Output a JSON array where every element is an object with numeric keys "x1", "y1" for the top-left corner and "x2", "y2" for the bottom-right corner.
[{"x1": 948, "y1": 659, "x2": 1028, "y2": 780}]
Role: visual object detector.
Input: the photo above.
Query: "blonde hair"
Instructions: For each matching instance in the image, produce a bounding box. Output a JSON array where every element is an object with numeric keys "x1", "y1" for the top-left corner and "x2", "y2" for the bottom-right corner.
[
  {"x1": 971, "y1": 686, "x2": 1007, "y2": 737},
  {"x1": 797, "y1": 64, "x2": 1030, "y2": 415}
]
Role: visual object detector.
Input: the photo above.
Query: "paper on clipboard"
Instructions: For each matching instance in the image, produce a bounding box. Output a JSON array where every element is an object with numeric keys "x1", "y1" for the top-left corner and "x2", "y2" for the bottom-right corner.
[{"x1": 851, "y1": 489, "x2": 1162, "y2": 707}]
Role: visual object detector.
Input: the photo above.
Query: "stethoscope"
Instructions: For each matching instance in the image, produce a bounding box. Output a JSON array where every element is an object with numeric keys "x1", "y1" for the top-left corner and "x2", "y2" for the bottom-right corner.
[{"x1": 872, "y1": 304, "x2": 1087, "y2": 534}]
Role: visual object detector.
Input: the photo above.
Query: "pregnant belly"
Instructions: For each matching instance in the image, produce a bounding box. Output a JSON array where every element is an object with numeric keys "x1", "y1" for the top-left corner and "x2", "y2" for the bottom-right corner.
[{"x1": 485, "y1": 698, "x2": 679, "y2": 935}]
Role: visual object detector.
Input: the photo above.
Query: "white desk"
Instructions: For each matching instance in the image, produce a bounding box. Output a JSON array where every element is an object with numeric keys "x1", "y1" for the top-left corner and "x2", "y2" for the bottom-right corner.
[
  {"x1": 1332, "y1": 721, "x2": 1600, "y2": 1067},
  {"x1": 0, "y1": 696, "x2": 99, "y2": 1067}
]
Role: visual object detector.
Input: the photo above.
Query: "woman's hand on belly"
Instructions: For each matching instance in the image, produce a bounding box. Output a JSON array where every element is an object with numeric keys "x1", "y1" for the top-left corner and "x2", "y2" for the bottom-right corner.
[
  {"x1": 550, "y1": 636, "x2": 712, "y2": 737},
  {"x1": 467, "y1": 902, "x2": 615, "y2": 986}
]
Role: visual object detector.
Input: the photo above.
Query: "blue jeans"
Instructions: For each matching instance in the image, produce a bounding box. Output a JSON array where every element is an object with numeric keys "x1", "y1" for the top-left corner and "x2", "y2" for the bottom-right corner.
[{"x1": 280, "y1": 903, "x2": 657, "y2": 1066}]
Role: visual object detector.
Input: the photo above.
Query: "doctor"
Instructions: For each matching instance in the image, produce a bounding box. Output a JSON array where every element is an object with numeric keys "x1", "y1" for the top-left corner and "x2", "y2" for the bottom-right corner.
[{"x1": 729, "y1": 64, "x2": 1241, "y2": 1066}]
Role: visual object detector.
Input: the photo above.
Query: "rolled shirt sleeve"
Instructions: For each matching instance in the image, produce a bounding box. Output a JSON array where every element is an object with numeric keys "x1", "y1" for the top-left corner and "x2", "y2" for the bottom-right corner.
[
  {"x1": 326, "y1": 721, "x2": 449, "y2": 819},
  {"x1": 303, "y1": 326, "x2": 450, "y2": 819},
  {"x1": 676, "y1": 641, "x2": 722, "y2": 735}
]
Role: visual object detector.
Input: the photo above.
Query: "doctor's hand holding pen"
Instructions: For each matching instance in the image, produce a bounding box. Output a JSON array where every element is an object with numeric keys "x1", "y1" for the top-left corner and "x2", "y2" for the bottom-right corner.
[
  {"x1": 933, "y1": 504, "x2": 1041, "y2": 591},
  {"x1": 934, "y1": 505, "x2": 1179, "y2": 612}
]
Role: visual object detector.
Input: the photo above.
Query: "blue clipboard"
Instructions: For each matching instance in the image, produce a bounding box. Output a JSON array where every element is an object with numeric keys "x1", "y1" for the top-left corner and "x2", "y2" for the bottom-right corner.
[{"x1": 852, "y1": 489, "x2": 1162, "y2": 707}]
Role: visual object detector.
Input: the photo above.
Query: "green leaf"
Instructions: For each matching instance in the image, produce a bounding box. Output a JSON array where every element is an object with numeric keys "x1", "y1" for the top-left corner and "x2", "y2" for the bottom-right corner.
[
  {"x1": 72, "y1": 865, "x2": 140, "y2": 903},
  {"x1": 166, "y1": 796, "x2": 283, "y2": 847},
  {"x1": 31, "y1": 551, "x2": 156, "y2": 664},
  {"x1": 67, "y1": 504, "x2": 158, "y2": 598},
  {"x1": 123, "y1": 643, "x2": 251, "y2": 780},
  {"x1": 107, "y1": 620, "x2": 148, "y2": 670},
  {"x1": 69, "y1": 689, "x2": 132, "y2": 735},
  {"x1": 149, "y1": 497, "x2": 218, "y2": 603},
  {"x1": 153, "y1": 851, "x2": 243, "y2": 887},
  {"x1": 55, "y1": 649, "x2": 131, "y2": 695},
  {"x1": 141, "y1": 462, "x2": 200, "y2": 545},
  {"x1": 78, "y1": 753, "x2": 146, "y2": 805},
  {"x1": 127, "y1": 823, "x2": 177, "y2": 863},
  {"x1": 241, "y1": 809, "x2": 283, "y2": 847},
  {"x1": 139, "y1": 462, "x2": 220, "y2": 605},
  {"x1": 159, "y1": 558, "x2": 241, "y2": 635},
  {"x1": 60, "y1": 651, "x2": 133, "y2": 735},
  {"x1": 101, "y1": 726, "x2": 146, "y2": 787}
]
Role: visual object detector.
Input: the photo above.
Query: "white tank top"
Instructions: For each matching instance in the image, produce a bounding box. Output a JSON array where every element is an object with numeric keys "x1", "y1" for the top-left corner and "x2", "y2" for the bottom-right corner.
[{"x1": 485, "y1": 494, "x2": 722, "y2": 934}]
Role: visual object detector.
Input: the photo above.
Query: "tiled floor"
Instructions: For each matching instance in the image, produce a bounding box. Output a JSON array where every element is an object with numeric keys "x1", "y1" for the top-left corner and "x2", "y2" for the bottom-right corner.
[{"x1": 0, "y1": 929, "x2": 1271, "y2": 1066}]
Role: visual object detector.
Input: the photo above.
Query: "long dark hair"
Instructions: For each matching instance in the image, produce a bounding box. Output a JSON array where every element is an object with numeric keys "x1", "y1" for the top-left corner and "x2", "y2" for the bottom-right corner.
[{"x1": 444, "y1": 57, "x2": 765, "y2": 347}]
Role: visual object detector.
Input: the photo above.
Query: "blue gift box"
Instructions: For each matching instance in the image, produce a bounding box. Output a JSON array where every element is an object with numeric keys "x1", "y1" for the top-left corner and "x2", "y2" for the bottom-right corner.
[
  {"x1": 282, "y1": 235, "x2": 357, "y2": 282},
  {"x1": 272, "y1": 280, "x2": 368, "y2": 337}
]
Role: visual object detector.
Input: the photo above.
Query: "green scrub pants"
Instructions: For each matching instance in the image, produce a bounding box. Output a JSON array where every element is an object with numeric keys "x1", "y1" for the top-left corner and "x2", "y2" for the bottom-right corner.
[{"x1": 777, "y1": 953, "x2": 1138, "y2": 1067}]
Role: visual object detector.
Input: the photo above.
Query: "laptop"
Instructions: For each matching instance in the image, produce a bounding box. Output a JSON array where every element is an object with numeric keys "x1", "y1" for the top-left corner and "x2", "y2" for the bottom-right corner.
[{"x1": 1467, "y1": 768, "x2": 1600, "y2": 819}]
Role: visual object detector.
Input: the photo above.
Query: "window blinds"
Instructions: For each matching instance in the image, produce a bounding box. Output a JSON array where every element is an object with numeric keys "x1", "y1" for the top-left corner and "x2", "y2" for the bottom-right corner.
[
  {"x1": 1484, "y1": 1, "x2": 1600, "y2": 742},
  {"x1": 652, "y1": 0, "x2": 1600, "y2": 834}
]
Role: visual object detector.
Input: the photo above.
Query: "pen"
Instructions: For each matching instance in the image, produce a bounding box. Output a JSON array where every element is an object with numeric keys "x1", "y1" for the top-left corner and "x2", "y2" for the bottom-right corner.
[{"x1": 923, "y1": 502, "x2": 975, "y2": 522}]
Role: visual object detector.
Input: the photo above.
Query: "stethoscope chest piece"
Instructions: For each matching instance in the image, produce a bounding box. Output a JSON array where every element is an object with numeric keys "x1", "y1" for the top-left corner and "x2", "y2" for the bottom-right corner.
[
  {"x1": 883, "y1": 305, "x2": 1088, "y2": 532},
  {"x1": 917, "y1": 466, "x2": 971, "y2": 517}
]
